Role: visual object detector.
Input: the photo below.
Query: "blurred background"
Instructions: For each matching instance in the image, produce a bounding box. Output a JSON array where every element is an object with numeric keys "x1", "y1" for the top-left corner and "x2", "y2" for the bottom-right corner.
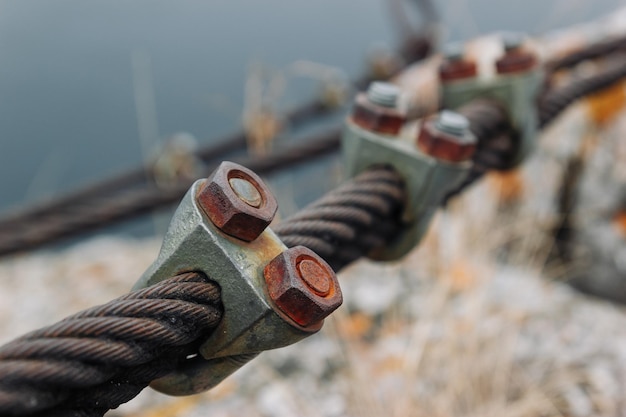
[
  {"x1": 1, "y1": 0, "x2": 624, "y2": 240},
  {"x1": 1, "y1": 2, "x2": 626, "y2": 416}
]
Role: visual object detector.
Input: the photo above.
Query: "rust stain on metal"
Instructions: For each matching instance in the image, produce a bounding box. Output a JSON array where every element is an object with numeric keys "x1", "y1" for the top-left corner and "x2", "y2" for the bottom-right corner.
[
  {"x1": 439, "y1": 58, "x2": 478, "y2": 82},
  {"x1": 228, "y1": 177, "x2": 262, "y2": 208},
  {"x1": 196, "y1": 161, "x2": 278, "y2": 242},
  {"x1": 297, "y1": 257, "x2": 331, "y2": 296},
  {"x1": 264, "y1": 246, "x2": 342, "y2": 328},
  {"x1": 488, "y1": 169, "x2": 526, "y2": 204},
  {"x1": 613, "y1": 211, "x2": 626, "y2": 237},
  {"x1": 585, "y1": 80, "x2": 626, "y2": 126}
]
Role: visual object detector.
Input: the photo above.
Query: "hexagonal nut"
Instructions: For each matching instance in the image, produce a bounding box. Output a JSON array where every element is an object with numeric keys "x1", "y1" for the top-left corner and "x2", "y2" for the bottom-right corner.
[
  {"x1": 197, "y1": 161, "x2": 278, "y2": 242},
  {"x1": 417, "y1": 113, "x2": 477, "y2": 163},
  {"x1": 350, "y1": 91, "x2": 406, "y2": 136},
  {"x1": 264, "y1": 246, "x2": 342, "y2": 328},
  {"x1": 439, "y1": 43, "x2": 477, "y2": 82},
  {"x1": 495, "y1": 49, "x2": 537, "y2": 74}
]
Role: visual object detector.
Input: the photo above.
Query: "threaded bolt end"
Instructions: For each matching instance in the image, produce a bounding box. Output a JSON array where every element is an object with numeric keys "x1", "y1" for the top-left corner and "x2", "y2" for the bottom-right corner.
[
  {"x1": 366, "y1": 82, "x2": 400, "y2": 108},
  {"x1": 436, "y1": 110, "x2": 470, "y2": 137},
  {"x1": 502, "y1": 32, "x2": 525, "y2": 51},
  {"x1": 442, "y1": 41, "x2": 465, "y2": 61}
]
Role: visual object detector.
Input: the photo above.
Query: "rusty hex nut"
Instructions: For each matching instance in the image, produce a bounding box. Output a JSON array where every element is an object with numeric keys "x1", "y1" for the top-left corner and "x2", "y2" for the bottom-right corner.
[
  {"x1": 417, "y1": 111, "x2": 477, "y2": 163},
  {"x1": 264, "y1": 246, "x2": 342, "y2": 328},
  {"x1": 495, "y1": 48, "x2": 537, "y2": 74},
  {"x1": 350, "y1": 85, "x2": 407, "y2": 136},
  {"x1": 495, "y1": 34, "x2": 537, "y2": 74},
  {"x1": 439, "y1": 42, "x2": 477, "y2": 82},
  {"x1": 197, "y1": 161, "x2": 278, "y2": 242}
]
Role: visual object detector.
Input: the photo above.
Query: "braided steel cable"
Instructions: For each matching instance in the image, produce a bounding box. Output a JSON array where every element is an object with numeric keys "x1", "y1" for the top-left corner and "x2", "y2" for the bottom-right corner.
[
  {"x1": 275, "y1": 166, "x2": 406, "y2": 271},
  {"x1": 0, "y1": 271, "x2": 222, "y2": 417},
  {"x1": 4, "y1": 55, "x2": 626, "y2": 414},
  {"x1": 545, "y1": 34, "x2": 626, "y2": 74},
  {"x1": 2, "y1": 28, "x2": 626, "y2": 417},
  {"x1": 273, "y1": 100, "x2": 525, "y2": 267},
  {"x1": 449, "y1": 56, "x2": 626, "y2": 198},
  {"x1": 0, "y1": 27, "x2": 435, "y2": 242},
  {"x1": 0, "y1": 33, "x2": 434, "y2": 258},
  {"x1": 539, "y1": 53, "x2": 626, "y2": 128},
  {"x1": 3, "y1": 45, "x2": 626, "y2": 260},
  {"x1": 0, "y1": 128, "x2": 341, "y2": 258},
  {"x1": 0, "y1": 167, "x2": 403, "y2": 416}
]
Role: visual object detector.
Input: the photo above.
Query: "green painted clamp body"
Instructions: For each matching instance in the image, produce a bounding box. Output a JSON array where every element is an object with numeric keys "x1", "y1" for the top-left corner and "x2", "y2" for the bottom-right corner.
[
  {"x1": 441, "y1": 68, "x2": 542, "y2": 167},
  {"x1": 342, "y1": 120, "x2": 471, "y2": 261},
  {"x1": 133, "y1": 180, "x2": 319, "y2": 396}
]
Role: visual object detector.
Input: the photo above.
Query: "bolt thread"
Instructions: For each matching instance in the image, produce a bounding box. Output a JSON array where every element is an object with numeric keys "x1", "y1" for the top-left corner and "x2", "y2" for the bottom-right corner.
[
  {"x1": 436, "y1": 110, "x2": 470, "y2": 137},
  {"x1": 366, "y1": 82, "x2": 400, "y2": 108},
  {"x1": 442, "y1": 41, "x2": 465, "y2": 61},
  {"x1": 502, "y1": 32, "x2": 525, "y2": 51}
]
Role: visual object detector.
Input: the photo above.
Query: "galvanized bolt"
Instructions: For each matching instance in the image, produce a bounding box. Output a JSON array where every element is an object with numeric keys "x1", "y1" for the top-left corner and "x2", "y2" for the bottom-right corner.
[
  {"x1": 496, "y1": 32, "x2": 537, "y2": 74},
  {"x1": 502, "y1": 32, "x2": 524, "y2": 51},
  {"x1": 264, "y1": 246, "x2": 342, "y2": 328},
  {"x1": 417, "y1": 110, "x2": 477, "y2": 163},
  {"x1": 439, "y1": 41, "x2": 477, "y2": 82},
  {"x1": 197, "y1": 161, "x2": 278, "y2": 242},
  {"x1": 436, "y1": 110, "x2": 470, "y2": 136},
  {"x1": 366, "y1": 82, "x2": 400, "y2": 108},
  {"x1": 442, "y1": 41, "x2": 465, "y2": 61},
  {"x1": 298, "y1": 258, "x2": 331, "y2": 296},
  {"x1": 351, "y1": 82, "x2": 407, "y2": 136},
  {"x1": 228, "y1": 177, "x2": 262, "y2": 208}
]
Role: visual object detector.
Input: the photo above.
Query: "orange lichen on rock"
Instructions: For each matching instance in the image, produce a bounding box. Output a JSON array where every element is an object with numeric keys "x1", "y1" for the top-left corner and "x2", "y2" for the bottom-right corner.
[
  {"x1": 488, "y1": 169, "x2": 526, "y2": 204},
  {"x1": 612, "y1": 211, "x2": 626, "y2": 237},
  {"x1": 337, "y1": 312, "x2": 373, "y2": 340},
  {"x1": 585, "y1": 81, "x2": 626, "y2": 126},
  {"x1": 448, "y1": 260, "x2": 477, "y2": 293}
]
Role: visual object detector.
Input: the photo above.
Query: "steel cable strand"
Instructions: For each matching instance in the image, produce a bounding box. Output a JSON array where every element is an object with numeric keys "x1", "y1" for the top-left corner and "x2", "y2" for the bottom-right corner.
[
  {"x1": 10, "y1": 55, "x2": 624, "y2": 259},
  {"x1": 545, "y1": 34, "x2": 626, "y2": 74},
  {"x1": 0, "y1": 272, "x2": 223, "y2": 417},
  {"x1": 447, "y1": 53, "x2": 626, "y2": 198},
  {"x1": 0, "y1": 129, "x2": 342, "y2": 259},
  {"x1": 274, "y1": 166, "x2": 406, "y2": 271},
  {"x1": 446, "y1": 54, "x2": 626, "y2": 200},
  {"x1": 0, "y1": 16, "x2": 438, "y2": 257},
  {"x1": 9, "y1": 46, "x2": 626, "y2": 260},
  {"x1": 539, "y1": 53, "x2": 626, "y2": 128},
  {"x1": 0, "y1": 21, "x2": 437, "y2": 243}
]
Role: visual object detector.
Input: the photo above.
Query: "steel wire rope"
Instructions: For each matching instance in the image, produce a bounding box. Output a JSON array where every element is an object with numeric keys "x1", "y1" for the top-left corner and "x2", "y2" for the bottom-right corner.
[
  {"x1": 4, "y1": 52, "x2": 626, "y2": 260},
  {"x1": 0, "y1": 3, "x2": 435, "y2": 414},
  {"x1": 545, "y1": 33, "x2": 626, "y2": 74},
  {"x1": 448, "y1": 54, "x2": 626, "y2": 198},
  {"x1": 0, "y1": 166, "x2": 405, "y2": 416},
  {"x1": 539, "y1": 53, "x2": 626, "y2": 128},
  {"x1": 0, "y1": 128, "x2": 342, "y2": 258},
  {"x1": 273, "y1": 57, "x2": 626, "y2": 260},
  {"x1": 3, "y1": 29, "x2": 626, "y2": 417},
  {"x1": 0, "y1": 25, "x2": 435, "y2": 239},
  {"x1": 0, "y1": 271, "x2": 223, "y2": 417},
  {"x1": 5, "y1": 69, "x2": 626, "y2": 411},
  {"x1": 2, "y1": 23, "x2": 626, "y2": 257}
]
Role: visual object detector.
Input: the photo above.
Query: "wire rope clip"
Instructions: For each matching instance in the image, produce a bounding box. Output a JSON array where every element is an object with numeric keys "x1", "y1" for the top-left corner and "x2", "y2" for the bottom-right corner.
[
  {"x1": 343, "y1": 82, "x2": 476, "y2": 261},
  {"x1": 133, "y1": 161, "x2": 342, "y2": 396},
  {"x1": 439, "y1": 33, "x2": 543, "y2": 167}
]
